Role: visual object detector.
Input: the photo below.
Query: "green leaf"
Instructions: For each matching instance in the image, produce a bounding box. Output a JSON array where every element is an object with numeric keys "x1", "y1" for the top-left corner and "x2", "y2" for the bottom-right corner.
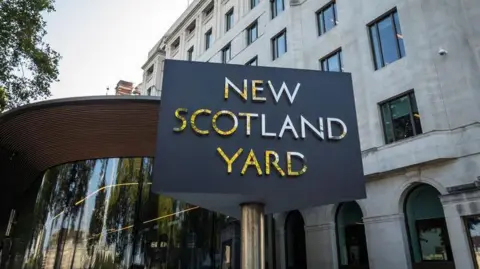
[{"x1": 0, "y1": 0, "x2": 61, "y2": 109}]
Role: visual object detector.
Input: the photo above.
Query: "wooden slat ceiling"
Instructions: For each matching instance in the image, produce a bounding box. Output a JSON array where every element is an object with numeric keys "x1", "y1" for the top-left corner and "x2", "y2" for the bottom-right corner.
[{"x1": 0, "y1": 96, "x2": 160, "y2": 211}]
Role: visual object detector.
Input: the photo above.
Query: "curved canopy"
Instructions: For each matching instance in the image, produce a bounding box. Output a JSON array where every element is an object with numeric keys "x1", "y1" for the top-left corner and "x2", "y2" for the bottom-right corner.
[{"x1": 0, "y1": 96, "x2": 160, "y2": 212}]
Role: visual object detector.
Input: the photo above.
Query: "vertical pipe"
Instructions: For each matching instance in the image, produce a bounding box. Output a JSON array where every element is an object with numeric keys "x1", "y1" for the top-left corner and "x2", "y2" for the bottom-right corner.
[{"x1": 240, "y1": 203, "x2": 265, "y2": 269}]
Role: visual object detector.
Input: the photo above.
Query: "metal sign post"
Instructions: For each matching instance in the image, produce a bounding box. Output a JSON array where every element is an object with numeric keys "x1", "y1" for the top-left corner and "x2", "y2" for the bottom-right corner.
[{"x1": 240, "y1": 203, "x2": 265, "y2": 269}]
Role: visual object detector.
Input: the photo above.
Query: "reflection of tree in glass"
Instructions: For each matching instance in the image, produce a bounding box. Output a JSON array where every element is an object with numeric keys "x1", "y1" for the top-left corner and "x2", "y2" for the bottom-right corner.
[
  {"x1": 48, "y1": 160, "x2": 95, "y2": 268},
  {"x1": 87, "y1": 159, "x2": 109, "y2": 255},
  {"x1": 105, "y1": 158, "x2": 141, "y2": 262}
]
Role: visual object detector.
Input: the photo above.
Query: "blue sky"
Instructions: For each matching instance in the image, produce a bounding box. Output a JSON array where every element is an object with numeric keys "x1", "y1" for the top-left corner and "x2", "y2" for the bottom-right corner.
[{"x1": 44, "y1": 0, "x2": 189, "y2": 99}]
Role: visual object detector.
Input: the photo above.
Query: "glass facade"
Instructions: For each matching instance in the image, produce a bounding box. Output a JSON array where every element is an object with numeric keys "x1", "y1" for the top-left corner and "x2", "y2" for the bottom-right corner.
[{"x1": 1, "y1": 157, "x2": 275, "y2": 269}]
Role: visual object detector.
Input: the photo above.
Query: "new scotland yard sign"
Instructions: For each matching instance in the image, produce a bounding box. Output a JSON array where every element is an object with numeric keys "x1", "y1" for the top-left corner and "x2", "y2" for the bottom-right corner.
[{"x1": 153, "y1": 60, "x2": 365, "y2": 218}]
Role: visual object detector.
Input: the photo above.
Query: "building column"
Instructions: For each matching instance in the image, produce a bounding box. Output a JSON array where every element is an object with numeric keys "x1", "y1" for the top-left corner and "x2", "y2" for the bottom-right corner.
[
  {"x1": 274, "y1": 229, "x2": 287, "y2": 269},
  {"x1": 441, "y1": 191, "x2": 480, "y2": 269},
  {"x1": 288, "y1": 0, "x2": 305, "y2": 69},
  {"x1": 304, "y1": 222, "x2": 337, "y2": 269},
  {"x1": 442, "y1": 208, "x2": 475, "y2": 269},
  {"x1": 362, "y1": 214, "x2": 411, "y2": 269}
]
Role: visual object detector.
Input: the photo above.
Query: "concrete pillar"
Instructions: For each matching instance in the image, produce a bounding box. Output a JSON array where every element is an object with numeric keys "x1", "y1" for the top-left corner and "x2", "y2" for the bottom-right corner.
[
  {"x1": 362, "y1": 214, "x2": 411, "y2": 269},
  {"x1": 275, "y1": 229, "x2": 286, "y2": 269},
  {"x1": 441, "y1": 195, "x2": 477, "y2": 269},
  {"x1": 304, "y1": 222, "x2": 337, "y2": 269},
  {"x1": 288, "y1": 0, "x2": 305, "y2": 69}
]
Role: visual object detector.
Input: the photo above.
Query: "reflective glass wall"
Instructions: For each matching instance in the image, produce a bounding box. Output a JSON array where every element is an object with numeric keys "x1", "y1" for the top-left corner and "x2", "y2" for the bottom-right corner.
[{"x1": 2, "y1": 157, "x2": 277, "y2": 269}]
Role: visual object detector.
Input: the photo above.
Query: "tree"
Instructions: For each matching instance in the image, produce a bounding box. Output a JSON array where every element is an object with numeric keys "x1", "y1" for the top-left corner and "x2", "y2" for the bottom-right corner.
[{"x1": 0, "y1": 0, "x2": 61, "y2": 110}]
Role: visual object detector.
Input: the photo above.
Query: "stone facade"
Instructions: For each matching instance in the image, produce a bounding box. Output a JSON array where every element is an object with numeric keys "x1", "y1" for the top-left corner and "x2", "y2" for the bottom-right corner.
[{"x1": 142, "y1": 0, "x2": 480, "y2": 268}]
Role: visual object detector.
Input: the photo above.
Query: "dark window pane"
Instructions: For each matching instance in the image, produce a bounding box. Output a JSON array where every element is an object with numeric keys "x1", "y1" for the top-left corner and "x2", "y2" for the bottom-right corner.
[
  {"x1": 317, "y1": 13, "x2": 325, "y2": 35},
  {"x1": 323, "y1": 5, "x2": 336, "y2": 32},
  {"x1": 416, "y1": 219, "x2": 452, "y2": 261},
  {"x1": 378, "y1": 16, "x2": 399, "y2": 65},
  {"x1": 277, "y1": 32, "x2": 286, "y2": 56},
  {"x1": 381, "y1": 103, "x2": 394, "y2": 144},
  {"x1": 247, "y1": 23, "x2": 258, "y2": 45},
  {"x1": 370, "y1": 25, "x2": 383, "y2": 69},
  {"x1": 272, "y1": 0, "x2": 284, "y2": 18},
  {"x1": 393, "y1": 11, "x2": 405, "y2": 57},
  {"x1": 226, "y1": 11, "x2": 233, "y2": 31},
  {"x1": 327, "y1": 53, "x2": 340, "y2": 72},
  {"x1": 389, "y1": 95, "x2": 413, "y2": 140}
]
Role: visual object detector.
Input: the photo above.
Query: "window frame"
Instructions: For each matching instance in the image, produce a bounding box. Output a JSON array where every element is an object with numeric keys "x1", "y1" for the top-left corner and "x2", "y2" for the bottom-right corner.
[
  {"x1": 271, "y1": 0, "x2": 285, "y2": 19},
  {"x1": 246, "y1": 20, "x2": 259, "y2": 46},
  {"x1": 187, "y1": 46, "x2": 194, "y2": 61},
  {"x1": 319, "y1": 48, "x2": 343, "y2": 72},
  {"x1": 246, "y1": 56, "x2": 258, "y2": 66},
  {"x1": 271, "y1": 29, "x2": 287, "y2": 60},
  {"x1": 316, "y1": 1, "x2": 338, "y2": 36},
  {"x1": 205, "y1": 28, "x2": 213, "y2": 50},
  {"x1": 221, "y1": 43, "x2": 232, "y2": 63},
  {"x1": 368, "y1": 8, "x2": 405, "y2": 70},
  {"x1": 379, "y1": 90, "x2": 422, "y2": 144},
  {"x1": 225, "y1": 8, "x2": 234, "y2": 32},
  {"x1": 251, "y1": 0, "x2": 259, "y2": 9}
]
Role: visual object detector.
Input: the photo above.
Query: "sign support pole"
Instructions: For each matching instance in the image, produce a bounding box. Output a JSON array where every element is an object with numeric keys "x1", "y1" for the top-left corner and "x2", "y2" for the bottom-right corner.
[{"x1": 240, "y1": 203, "x2": 265, "y2": 269}]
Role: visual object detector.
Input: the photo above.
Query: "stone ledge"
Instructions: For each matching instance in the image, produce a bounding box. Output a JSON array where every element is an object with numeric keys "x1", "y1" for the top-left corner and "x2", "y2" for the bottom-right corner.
[
  {"x1": 363, "y1": 122, "x2": 480, "y2": 176},
  {"x1": 363, "y1": 214, "x2": 404, "y2": 224},
  {"x1": 304, "y1": 222, "x2": 335, "y2": 232}
]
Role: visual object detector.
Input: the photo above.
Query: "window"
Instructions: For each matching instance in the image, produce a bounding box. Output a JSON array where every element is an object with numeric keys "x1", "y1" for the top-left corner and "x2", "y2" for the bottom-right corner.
[
  {"x1": 146, "y1": 65, "x2": 154, "y2": 78},
  {"x1": 369, "y1": 9, "x2": 405, "y2": 69},
  {"x1": 205, "y1": 29, "x2": 213, "y2": 50},
  {"x1": 465, "y1": 216, "x2": 480, "y2": 268},
  {"x1": 221, "y1": 43, "x2": 231, "y2": 63},
  {"x1": 204, "y1": 2, "x2": 214, "y2": 18},
  {"x1": 251, "y1": 0, "x2": 259, "y2": 9},
  {"x1": 147, "y1": 87, "x2": 152, "y2": 96},
  {"x1": 171, "y1": 38, "x2": 180, "y2": 51},
  {"x1": 187, "y1": 46, "x2": 194, "y2": 61},
  {"x1": 380, "y1": 91, "x2": 422, "y2": 144},
  {"x1": 225, "y1": 8, "x2": 234, "y2": 32},
  {"x1": 320, "y1": 49, "x2": 343, "y2": 72},
  {"x1": 272, "y1": 29, "x2": 287, "y2": 60},
  {"x1": 271, "y1": 0, "x2": 285, "y2": 18},
  {"x1": 246, "y1": 56, "x2": 258, "y2": 66},
  {"x1": 246, "y1": 21, "x2": 258, "y2": 45},
  {"x1": 186, "y1": 21, "x2": 196, "y2": 35},
  {"x1": 316, "y1": 1, "x2": 338, "y2": 36}
]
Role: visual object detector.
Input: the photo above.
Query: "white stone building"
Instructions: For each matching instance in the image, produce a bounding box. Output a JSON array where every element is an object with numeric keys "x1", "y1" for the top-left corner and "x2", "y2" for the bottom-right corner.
[{"x1": 141, "y1": 0, "x2": 480, "y2": 268}]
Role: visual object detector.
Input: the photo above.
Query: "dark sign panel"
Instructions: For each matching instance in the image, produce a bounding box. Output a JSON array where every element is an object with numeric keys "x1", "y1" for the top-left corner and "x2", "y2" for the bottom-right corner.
[{"x1": 153, "y1": 60, "x2": 365, "y2": 218}]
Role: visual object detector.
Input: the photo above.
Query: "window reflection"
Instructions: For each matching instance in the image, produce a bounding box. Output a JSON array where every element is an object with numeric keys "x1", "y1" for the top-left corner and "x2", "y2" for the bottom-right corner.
[
  {"x1": 466, "y1": 216, "x2": 480, "y2": 268},
  {"x1": 3, "y1": 157, "x2": 277, "y2": 269}
]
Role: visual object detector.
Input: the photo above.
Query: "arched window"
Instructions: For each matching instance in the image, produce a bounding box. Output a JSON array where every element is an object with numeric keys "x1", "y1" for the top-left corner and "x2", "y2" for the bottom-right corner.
[
  {"x1": 336, "y1": 201, "x2": 369, "y2": 268},
  {"x1": 404, "y1": 184, "x2": 455, "y2": 268},
  {"x1": 285, "y1": 210, "x2": 307, "y2": 269}
]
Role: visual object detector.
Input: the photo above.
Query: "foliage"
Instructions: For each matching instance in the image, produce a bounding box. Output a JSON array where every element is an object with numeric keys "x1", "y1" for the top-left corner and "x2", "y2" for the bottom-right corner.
[
  {"x1": 0, "y1": 87, "x2": 6, "y2": 112},
  {"x1": 0, "y1": 0, "x2": 61, "y2": 109}
]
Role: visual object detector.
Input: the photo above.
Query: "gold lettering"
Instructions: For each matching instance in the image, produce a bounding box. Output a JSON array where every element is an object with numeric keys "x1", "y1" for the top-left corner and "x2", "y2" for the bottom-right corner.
[
  {"x1": 238, "y1": 112, "x2": 259, "y2": 136},
  {"x1": 217, "y1": 147, "x2": 243, "y2": 174},
  {"x1": 287, "y1": 152, "x2": 307, "y2": 177},
  {"x1": 173, "y1": 108, "x2": 188, "y2": 132},
  {"x1": 212, "y1": 110, "x2": 238, "y2": 136},
  {"x1": 252, "y1": 80, "x2": 266, "y2": 102},
  {"x1": 265, "y1": 150, "x2": 285, "y2": 176},
  {"x1": 241, "y1": 149, "x2": 263, "y2": 176},
  {"x1": 191, "y1": 109, "x2": 211, "y2": 135},
  {"x1": 224, "y1": 77, "x2": 248, "y2": 101}
]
